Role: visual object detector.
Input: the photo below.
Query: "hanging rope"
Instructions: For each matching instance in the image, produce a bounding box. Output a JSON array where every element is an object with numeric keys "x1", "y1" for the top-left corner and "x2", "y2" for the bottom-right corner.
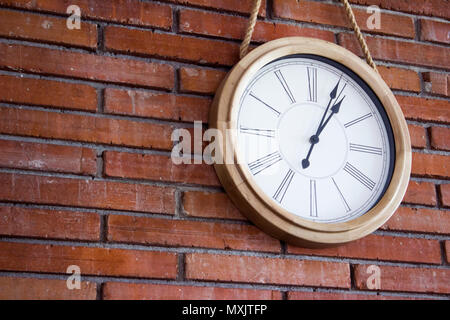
[
  {"x1": 340, "y1": 0, "x2": 378, "y2": 72},
  {"x1": 239, "y1": 0, "x2": 378, "y2": 73},
  {"x1": 240, "y1": 0, "x2": 262, "y2": 59}
]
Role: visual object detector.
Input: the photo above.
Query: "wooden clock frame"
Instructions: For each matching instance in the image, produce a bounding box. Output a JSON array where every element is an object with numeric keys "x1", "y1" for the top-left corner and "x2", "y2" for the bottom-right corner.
[{"x1": 209, "y1": 37, "x2": 412, "y2": 247}]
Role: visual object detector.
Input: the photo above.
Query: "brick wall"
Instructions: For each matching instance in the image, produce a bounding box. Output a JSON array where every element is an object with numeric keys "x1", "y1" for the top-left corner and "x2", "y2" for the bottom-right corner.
[{"x1": 0, "y1": 0, "x2": 448, "y2": 300}]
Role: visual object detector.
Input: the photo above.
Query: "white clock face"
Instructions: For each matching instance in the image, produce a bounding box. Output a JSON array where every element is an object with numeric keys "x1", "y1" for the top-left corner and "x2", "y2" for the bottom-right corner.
[{"x1": 236, "y1": 55, "x2": 395, "y2": 223}]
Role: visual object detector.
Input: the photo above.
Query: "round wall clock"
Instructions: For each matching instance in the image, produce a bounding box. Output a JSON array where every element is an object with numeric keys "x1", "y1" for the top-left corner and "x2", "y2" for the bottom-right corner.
[{"x1": 210, "y1": 37, "x2": 411, "y2": 247}]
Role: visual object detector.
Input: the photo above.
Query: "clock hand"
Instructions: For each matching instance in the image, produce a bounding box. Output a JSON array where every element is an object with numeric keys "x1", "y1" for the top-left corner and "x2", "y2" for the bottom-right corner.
[
  {"x1": 301, "y1": 138, "x2": 318, "y2": 169},
  {"x1": 301, "y1": 76, "x2": 342, "y2": 170},
  {"x1": 316, "y1": 75, "x2": 342, "y2": 131},
  {"x1": 301, "y1": 96, "x2": 346, "y2": 169},
  {"x1": 317, "y1": 96, "x2": 346, "y2": 136}
]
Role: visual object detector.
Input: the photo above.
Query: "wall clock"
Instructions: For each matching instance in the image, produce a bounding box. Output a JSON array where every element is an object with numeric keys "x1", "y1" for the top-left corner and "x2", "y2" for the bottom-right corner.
[{"x1": 210, "y1": 37, "x2": 411, "y2": 247}]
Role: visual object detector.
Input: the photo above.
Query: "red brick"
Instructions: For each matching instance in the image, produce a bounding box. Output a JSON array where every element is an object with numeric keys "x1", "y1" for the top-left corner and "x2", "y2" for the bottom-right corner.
[
  {"x1": 412, "y1": 152, "x2": 450, "y2": 179},
  {"x1": 396, "y1": 95, "x2": 450, "y2": 124},
  {"x1": 104, "y1": 282, "x2": 280, "y2": 300},
  {"x1": 354, "y1": 264, "x2": 450, "y2": 294},
  {"x1": 0, "y1": 9, "x2": 97, "y2": 48},
  {"x1": 0, "y1": 74, "x2": 97, "y2": 111},
  {"x1": 0, "y1": 173, "x2": 175, "y2": 214},
  {"x1": 348, "y1": 0, "x2": 450, "y2": 19},
  {"x1": 431, "y1": 127, "x2": 450, "y2": 151},
  {"x1": 0, "y1": 0, "x2": 172, "y2": 29},
  {"x1": 440, "y1": 184, "x2": 450, "y2": 208},
  {"x1": 382, "y1": 207, "x2": 450, "y2": 235},
  {"x1": 0, "y1": 206, "x2": 100, "y2": 241},
  {"x1": 0, "y1": 140, "x2": 97, "y2": 175},
  {"x1": 403, "y1": 181, "x2": 436, "y2": 206},
  {"x1": 104, "y1": 88, "x2": 210, "y2": 123},
  {"x1": 178, "y1": 126, "x2": 210, "y2": 157},
  {"x1": 288, "y1": 234, "x2": 441, "y2": 264},
  {"x1": 183, "y1": 191, "x2": 246, "y2": 221},
  {"x1": 423, "y1": 72, "x2": 449, "y2": 97},
  {"x1": 108, "y1": 215, "x2": 280, "y2": 252},
  {"x1": 0, "y1": 43, "x2": 174, "y2": 89},
  {"x1": 339, "y1": 33, "x2": 450, "y2": 70},
  {"x1": 288, "y1": 291, "x2": 409, "y2": 300},
  {"x1": 179, "y1": 9, "x2": 335, "y2": 43},
  {"x1": 274, "y1": 0, "x2": 415, "y2": 38},
  {"x1": 166, "y1": 0, "x2": 266, "y2": 16},
  {"x1": 104, "y1": 26, "x2": 239, "y2": 66},
  {"x1": 446, "y1": 241, "x2": 450, "y2": 263},
  {"x1": 0, "y1": 242, "x2": 177, "y2": 279},
  {"x1": 104, "y1": 151, "x2": 220, "y2": 187},
  {"x1": 0, "y1": 107, "x2": 173, "y2": 150},
  {"x1": 0, "y1": 277, "x2": 97, "y2": 300},
  {"x1": 179, "y1": 67, "x2": 226, "y2": 95},
  {"x1": 378, "y1": 66, "x2": 421, "y2": 93},
  {"x1": 420, "y1": 19, "x2": 450, "y2": 44},
  {"x1": 186, "y1": 253, "x2": 350, "y2": 288},
  {"x1": 408, "y1": 124, "x2": 427, "y2": 149}
]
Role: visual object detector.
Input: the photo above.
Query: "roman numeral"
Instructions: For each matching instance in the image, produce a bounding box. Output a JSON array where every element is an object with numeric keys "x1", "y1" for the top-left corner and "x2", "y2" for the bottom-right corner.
[
  {"x1": 273, "y1": 169, "x2": 295, "y2": 203},
  {"x1": 350, "y1": 143, "x2": 382, "y2": 155},
  {"x1": 240, "y1": 126, "x2": 275, "y2": 138},
  {"x1": 275, "y1": 70, "x2": 296, "y2": 103},
  {"x1": 343, "y1": 162, "x2": 376, "y2": 191},
  {"x1": 332, "y1": 178, "x2": 351, "y2": 213},
  {"x1": 344, "y1": 113, "x2": 373, "y2": 128},
  {"x1": 249, "y1": 92, "x2": 281, "y2": 116},
  {"x1": 310, "y1": 180, "x2": 318, "y2": 217},
  {"x1": 307, "y1": 67, "x2": 317, "y2": 102},
  {"x1": 248, "y1": 151, "x2": 282, "y2": 175}
]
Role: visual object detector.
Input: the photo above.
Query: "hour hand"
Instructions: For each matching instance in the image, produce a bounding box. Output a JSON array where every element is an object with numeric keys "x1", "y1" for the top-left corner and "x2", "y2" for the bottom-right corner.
[
  {"x1": 317, "y1": 96, "x2": 346, "y2": 136},
  {"x1": 316, "y1": 75, "x2": 342, "y2": 131},
  {"x1": 331, "y1": 95, "x2": 345, "y2": 113}
]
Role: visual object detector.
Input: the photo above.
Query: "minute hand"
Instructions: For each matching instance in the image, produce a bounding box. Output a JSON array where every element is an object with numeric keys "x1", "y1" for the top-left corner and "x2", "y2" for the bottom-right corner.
[{"x1": 317, "y1": 96, "x2": 346, "y2": 136}]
